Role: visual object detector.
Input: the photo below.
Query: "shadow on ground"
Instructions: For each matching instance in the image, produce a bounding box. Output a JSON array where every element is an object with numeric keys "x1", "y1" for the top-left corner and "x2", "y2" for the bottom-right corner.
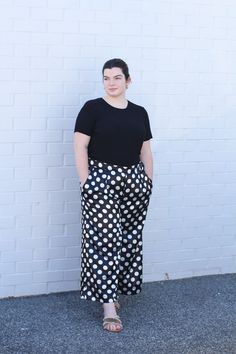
[{"x1": 0, "y1": 274, "x2": 235, "y2": 354}]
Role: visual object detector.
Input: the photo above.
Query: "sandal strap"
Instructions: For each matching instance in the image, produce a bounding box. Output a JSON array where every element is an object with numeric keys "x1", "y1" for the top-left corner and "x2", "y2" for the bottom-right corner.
[
  {"x1": 103, "y1": 316, "x2": 122, "y2": 325},
  {"x1": 114, "y1": 301, "x2": 120, "y2": 309}
]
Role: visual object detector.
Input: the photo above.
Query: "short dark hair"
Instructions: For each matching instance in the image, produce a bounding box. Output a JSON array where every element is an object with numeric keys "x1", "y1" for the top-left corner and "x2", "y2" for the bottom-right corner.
[{"x1": 102, "y1": 58, "x2": 130, "y2": 80}]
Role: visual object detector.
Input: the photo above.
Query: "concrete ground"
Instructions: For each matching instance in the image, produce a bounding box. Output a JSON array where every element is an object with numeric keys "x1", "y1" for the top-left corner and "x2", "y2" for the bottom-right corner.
[{"x1": 0, "y1": 273, "x2": 235, "y2": 354}]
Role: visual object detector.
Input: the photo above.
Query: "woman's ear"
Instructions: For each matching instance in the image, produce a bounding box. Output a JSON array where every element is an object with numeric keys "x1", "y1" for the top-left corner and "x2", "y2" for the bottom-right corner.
[{"x1": 126, "y1": 76, "x2": 131, "y2": 88}]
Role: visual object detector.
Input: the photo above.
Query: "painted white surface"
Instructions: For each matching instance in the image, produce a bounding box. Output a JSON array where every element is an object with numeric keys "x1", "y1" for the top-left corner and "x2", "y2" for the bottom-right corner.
[{"x1": 0, "y1": 0, "x2": 235, "y2": 298}]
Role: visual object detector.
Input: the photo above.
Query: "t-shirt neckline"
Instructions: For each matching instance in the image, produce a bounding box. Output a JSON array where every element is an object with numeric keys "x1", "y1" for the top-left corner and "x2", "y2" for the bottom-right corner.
[{"x1": 101, "y1": 97, "x2": 129, "y2": 110}]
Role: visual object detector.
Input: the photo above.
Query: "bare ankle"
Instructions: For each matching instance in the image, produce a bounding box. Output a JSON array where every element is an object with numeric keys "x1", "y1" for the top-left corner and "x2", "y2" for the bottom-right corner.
[{"x1": 103, "y1": 302, "x2": 117, "y2": 316}]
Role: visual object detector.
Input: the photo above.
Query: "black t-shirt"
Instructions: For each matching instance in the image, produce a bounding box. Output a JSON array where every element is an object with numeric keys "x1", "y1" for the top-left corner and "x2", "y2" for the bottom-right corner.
[{"x1": 74, "y1": 98, "x2": 152, "y2": 166}]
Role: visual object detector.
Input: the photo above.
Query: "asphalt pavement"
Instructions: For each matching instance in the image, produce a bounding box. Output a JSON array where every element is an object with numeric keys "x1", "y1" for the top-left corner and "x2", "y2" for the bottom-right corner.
[{"x1": 0, "y1": 273, "x2": 235, "y2": 354}]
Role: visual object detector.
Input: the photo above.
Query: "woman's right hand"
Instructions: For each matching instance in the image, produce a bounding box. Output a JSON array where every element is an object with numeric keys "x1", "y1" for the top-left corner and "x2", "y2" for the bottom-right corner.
[{"x1": 80, "y1": 174, "x2": 89, "y2": 189}]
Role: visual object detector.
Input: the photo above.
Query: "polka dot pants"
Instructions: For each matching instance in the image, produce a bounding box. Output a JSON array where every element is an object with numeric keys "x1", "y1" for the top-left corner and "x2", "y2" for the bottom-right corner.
[{"x1": 79, "y1": 158, "x2": 153, "y2": 303}]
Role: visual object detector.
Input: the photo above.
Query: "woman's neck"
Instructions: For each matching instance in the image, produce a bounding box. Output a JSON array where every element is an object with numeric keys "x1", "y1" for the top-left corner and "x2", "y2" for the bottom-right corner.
[{"x1": 103, "y1": 95, "x2": 128, "y2": 109}]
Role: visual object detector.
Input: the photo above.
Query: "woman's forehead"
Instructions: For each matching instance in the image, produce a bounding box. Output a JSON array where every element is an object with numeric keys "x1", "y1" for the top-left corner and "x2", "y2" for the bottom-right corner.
[{"x1": 103, "y1": 67, "x2": 124, "y2": 77}]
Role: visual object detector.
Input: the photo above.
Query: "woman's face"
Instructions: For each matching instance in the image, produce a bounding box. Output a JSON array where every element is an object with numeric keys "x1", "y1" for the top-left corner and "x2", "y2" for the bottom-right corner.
[{"x1": 103, "y1": 67, "x2": 130, "y2": 98}]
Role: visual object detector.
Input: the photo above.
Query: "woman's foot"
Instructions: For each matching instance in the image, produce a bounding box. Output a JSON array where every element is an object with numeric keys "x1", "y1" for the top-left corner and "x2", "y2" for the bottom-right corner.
[
  {"x1": 103, "y1": 302, "x2": 123, "y2": 332},
  {"x1": 103, "y1": 315, "x2": 123, "y2": 332}
]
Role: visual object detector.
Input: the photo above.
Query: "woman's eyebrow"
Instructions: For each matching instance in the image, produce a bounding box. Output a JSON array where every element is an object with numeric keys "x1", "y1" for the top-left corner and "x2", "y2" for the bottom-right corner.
[{"x1": 103, "y1": 74, "x2": 123, "y2": 78}]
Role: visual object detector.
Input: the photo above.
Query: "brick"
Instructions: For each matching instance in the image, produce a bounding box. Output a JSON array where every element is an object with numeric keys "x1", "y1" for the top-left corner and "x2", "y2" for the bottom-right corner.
[
  {"x1": 47, "y1": 118, "x2": 76, "y2": 130},
  {"x1": 13, "y1": 19, "x2": 47, "y2": 32},
  {"x1": 0, "y1": 69, "x2": 13, "y2": 81},
  {"x1": 0, "y1": 44, "x2": 14, "y2": 56},
  {"x1": 0, "y1": 18, "x2": 13, "y2": 31},
  {"x1": 16, "y1": 260, "x2": 47, "y2": 273},
  {"x1": 47, "y1": 281, "x2": 78, "y2": 293},
  {"x1": 2, "y1": 250, "x2": 32, "y2": 262},
  {"x1": 14, "y1": 119, "x2": 46, "y2": 130},
  {"x1": 31, "y1": 7, "x2": 63, "y2": 20},
  {"x1": 49, "y1": 258, "x2": 79, "y2": 271},
  {"x1": 63, "y1": 33, "x2": 95, "y2": 46},
  {"x1": 33, "y1": 271, "x2": 63, "y2": 283},
  {"x1": 32, "y1": 202, "x2": 63, "y2": 214},
  {"x1": 64, "y1": 178, "x2": 79, "y2": 190},
  {"x1": 1, "y1": 227, "x2": 31, "y2": 239},
  {"x1": 63, "y1": 57, "x2": 95, "y2": 70},
  {"x1": 49, "y1": 190, "x2": 79, "y2": 203},
  {"x1": 48, "y1": 21, "x2": 79, "y2": 33},
  {"x1": 30, "y1": 131, "x2": 62, "y2": 142},
  {"x1": 0, "y1": 131, "x2": 29, "y2": 143},
  {"x1": 0, "y1": 179, "x2": 30, "y2": 192},
  {"x1": 16, "y1": 237, "x2": 48, "y2": 250},
  {"x1": 47, "y1": 143, "x2": 73, "y2": 154},
  {"x1": 14, "y1": 167, "x2": 47, "y2": 179},
  {"x1": 80, "y1": 22, "x2": 110, "y2": 34},
  {"x1": 31, "y1": 56, "x2": 63, "y2": 69},
  {"x1": 63, "y1": 269, "x2": 79, "y2": 281},
  {"x1": 49, "y1": 213, "x2": 79, "y2": 225},
  {"x1": 14, "y1": 143, "x2": 46, "y2": 155},
  {"x1": 16, "y1": 214, "x2": 48, "y2": 227},
  {"x1": 30, "y1": 155, "x2": 62, "y2": 167},
  {"x1": 47, "y1": 0, "x2": 78, "y2": 8},
  {"x1": 0, "y1": 94, "x2": 13, "y2": 105},
  {"x1": 14, "y1": 94, "x2": 47, "y2": 106},
  {"x1": 0, "y1": 168, "x2": 13, "y2": 179},
  {"x1": 65, "y1": 202, "x2": 80, "y2": 213},
  {"x1": 14, "y1": 69, "x2": 48, "y2": 81},
  {"x1": 65, "y1": 246, "x2": 80, "y2": 258},
  {"x1": 48, "y1": 166, "x2": 76, "y2": 179},
  {"x1": 48, "y1": 70, "x2": 79, "y2": 82},
  {"x1": 15, "y1": 284, "x2": 47, "y2": 297},
  {"x1": 15, "y1": 0, "x2": 47, "y2": 5},
  {"x1": 2, "y1": 273, "x2": 32, "y2": 286},
  {"x1": 0, "y1": 263, "x2": 15, "y2": 274},
  {"x1": 0, "y1": 203, "x2": 30, "y2": 217},
  {"x1": 64, "y1": 154, "x2": 75, "y2": 165},
  {"x1": 65, "y1": 224, "x2": 81, "y2": 236},
  {"x1": 0, "y1": 193, "x2": 14, "y2": 205},
  {"x1": 32, "y1": 225, "x2": 64, "y2": 237},
  {"x1": 14, "y1": 44, "x2": 47, "y2": 57},
  {"x1": 50, "y1": 237, "x2": 79, "y2": 247},
  {"x1": 15, "y1": 191, "x2": 48, "y2": 204},
  {"x1": 31, "y1": 179, "x2": 63, "y2": 191},
  {"x1": 0, "y1": 286, "x2": 15, "y2": 299}
]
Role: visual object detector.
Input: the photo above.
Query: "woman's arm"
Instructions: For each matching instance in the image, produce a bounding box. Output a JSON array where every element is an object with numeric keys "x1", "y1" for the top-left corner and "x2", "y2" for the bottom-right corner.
[
  {"x1": 140, "y1": 140, "x2": 153, "y2": 181},
  {"x1": 73, "y1": 132, "x2": 91, "y2": 187}
]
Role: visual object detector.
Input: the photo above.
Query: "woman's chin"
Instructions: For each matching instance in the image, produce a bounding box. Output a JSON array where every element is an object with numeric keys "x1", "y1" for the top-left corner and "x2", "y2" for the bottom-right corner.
[{"x1": 107, "y1": 91, "x2": 123, "y2": 98}]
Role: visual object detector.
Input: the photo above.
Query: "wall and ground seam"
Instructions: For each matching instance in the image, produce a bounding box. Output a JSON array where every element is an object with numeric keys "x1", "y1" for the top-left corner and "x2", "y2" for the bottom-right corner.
[{"x1": 0, "y1": 0, "x2": 235, "y2": 299}]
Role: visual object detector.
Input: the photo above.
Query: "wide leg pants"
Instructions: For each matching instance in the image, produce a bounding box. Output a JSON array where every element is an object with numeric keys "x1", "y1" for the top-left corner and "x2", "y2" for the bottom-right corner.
[{"x1": 79, "y1": 157, "x2": 153, "y2": 303}]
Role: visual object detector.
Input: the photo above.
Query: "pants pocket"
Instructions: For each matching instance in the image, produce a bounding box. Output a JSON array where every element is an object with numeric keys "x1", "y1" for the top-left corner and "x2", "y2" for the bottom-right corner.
[
  {"x1": 139, "y1": 162, "x2": 153, "y2": 187},
  {"x1": 80, "y1": 165, "x2": 95, "y2": 193},
  {"x1": 144, "y1": 170, "x2": 153, "y2": 186},
  {"x1": 81, "y1": 165, "x2": 108, "y2": 194}
]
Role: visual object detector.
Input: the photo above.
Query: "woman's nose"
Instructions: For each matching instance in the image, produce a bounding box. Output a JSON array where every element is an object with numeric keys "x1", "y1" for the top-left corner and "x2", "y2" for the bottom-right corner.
[{"x1": 109, "y1": 79, "x2": 116, "y2": 85}]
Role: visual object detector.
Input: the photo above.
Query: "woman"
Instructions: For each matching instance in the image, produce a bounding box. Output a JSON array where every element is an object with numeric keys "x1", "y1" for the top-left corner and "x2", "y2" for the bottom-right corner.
[{"x1": 74, "y1": 58, "x2": 153, "y2": 332}]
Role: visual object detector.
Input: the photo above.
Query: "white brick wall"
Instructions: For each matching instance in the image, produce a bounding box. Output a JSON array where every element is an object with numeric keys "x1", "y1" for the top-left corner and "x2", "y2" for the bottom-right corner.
[{"x1": 0, "y1": 0, "x2": 235, "y2": 299}]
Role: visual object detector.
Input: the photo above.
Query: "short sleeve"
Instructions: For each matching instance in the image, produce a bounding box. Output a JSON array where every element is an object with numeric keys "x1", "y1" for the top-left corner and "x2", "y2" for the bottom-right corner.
[
  {"x1": 74, "y1": 101, "x2": 96, "y2": 136},
  {"x1": 143, "y1": 108, "x2": 153, "y2": 141}
]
